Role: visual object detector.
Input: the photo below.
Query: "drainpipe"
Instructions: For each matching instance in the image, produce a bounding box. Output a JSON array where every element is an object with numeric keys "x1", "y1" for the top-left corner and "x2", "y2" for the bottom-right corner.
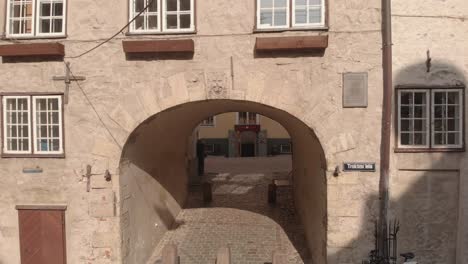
[{"x1": 379, "y1": 0, "x2": 393, "y2": 259}]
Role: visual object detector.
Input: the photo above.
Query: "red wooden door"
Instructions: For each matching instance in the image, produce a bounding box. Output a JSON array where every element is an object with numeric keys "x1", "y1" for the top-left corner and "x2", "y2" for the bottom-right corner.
[{"x1": 18, "y1": 209, "x2": 66, "y2": 264}]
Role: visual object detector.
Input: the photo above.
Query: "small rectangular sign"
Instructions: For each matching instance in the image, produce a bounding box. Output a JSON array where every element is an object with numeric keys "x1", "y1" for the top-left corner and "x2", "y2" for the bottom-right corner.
[
  {"x1": 343, "y1": 162, "x2": 375, "y2": 172},
  {"x1": 343, "y1": 72, "x2": 368, "y2": 108}
]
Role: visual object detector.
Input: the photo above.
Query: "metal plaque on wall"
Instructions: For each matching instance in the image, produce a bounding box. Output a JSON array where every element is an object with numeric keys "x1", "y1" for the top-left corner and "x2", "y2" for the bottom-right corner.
[{"x1": 343, "y1": 72, "x2": 368, "y2": 108}]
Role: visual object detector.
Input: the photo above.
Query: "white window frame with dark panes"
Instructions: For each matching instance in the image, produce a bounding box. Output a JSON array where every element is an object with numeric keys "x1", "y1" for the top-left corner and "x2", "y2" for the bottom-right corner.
[
  {"x1": 237, "y1": 112, "x2": 259, "y2": 125},
  {"x1": 2, "y1": 95, "x2": 64, "y2": 156},
  {"x1": 129, "y1": 0, "x2": 194, "y2": 33},
  {"x1": 397, "y1": 88, "x2": 464, "y2": 150},
  {"x1": 257, "y1": 0, "x2": 325, "y2": 30},
  {"x1": 6, "y1": 0, "x2": 67, "y2": 38},
  {"x1": 200, "y1": 116, "x2": 215, "y2": 127}
]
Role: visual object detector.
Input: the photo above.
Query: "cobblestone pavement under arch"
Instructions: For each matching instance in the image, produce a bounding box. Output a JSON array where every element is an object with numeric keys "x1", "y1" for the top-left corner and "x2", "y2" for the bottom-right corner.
[{"x1": 148, "y1": 156, "x2": 311, "y2": 264}]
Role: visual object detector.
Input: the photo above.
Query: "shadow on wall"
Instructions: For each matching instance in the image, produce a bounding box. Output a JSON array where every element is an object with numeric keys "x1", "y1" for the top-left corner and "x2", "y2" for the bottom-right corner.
[
  {"x1": 328, "y1": 166, "x2": 460, "y2": 264},
  {"x1": 328, "y1": 60, "x2": 465, "y2": 264}
]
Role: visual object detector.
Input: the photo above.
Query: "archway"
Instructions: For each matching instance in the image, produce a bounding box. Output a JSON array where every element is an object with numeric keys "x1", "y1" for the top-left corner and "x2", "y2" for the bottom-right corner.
[{"x1": 119, "y1": 99, "x2": 327, "y2": 264}]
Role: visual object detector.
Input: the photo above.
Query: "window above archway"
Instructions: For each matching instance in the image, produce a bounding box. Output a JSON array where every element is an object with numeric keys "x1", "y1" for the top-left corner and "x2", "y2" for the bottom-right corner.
[
  {"x1": 129, "y1": 0, "x2": 195, "y2": 34},
  {"x1": 256, "y1": 0, "x2": 326, "y2": 30}
]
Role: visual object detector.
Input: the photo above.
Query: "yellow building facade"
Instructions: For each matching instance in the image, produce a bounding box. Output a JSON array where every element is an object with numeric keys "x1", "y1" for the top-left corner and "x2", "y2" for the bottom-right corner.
[{"x1": 198, "y1": 112, "x2": 291, "y2": 157}]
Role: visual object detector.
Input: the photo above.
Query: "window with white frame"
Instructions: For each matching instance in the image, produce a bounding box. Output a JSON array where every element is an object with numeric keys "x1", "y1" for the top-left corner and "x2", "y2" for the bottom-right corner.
[
  {"x1": 200, "y1": 116, "x2": 215, "y2": 127},
  {"x1": 2, "y1": 95, "x2": 63, "y2": 156},
  {"x1": 129, "y1": 0, "x2": 194, "y2": 33},
  {"x1": 257, "y1": 0, "x2": 325, "y2": 29},
  {"x1": 6, "y1": 0, "x2": 66, "y2": 37},
  {"x1": 238, "y1": 112, "x2": 259, "y2": 125},
  {"x1": 280, "y1": 143, "x2": 292, "y2": 153},
  {"x1": 397, "y1": 88, "x2": 463, "y2": 150}
]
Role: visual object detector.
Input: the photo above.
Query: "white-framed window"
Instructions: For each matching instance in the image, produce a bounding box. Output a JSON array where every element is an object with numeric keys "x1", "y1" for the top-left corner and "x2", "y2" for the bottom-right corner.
[
  {"x1": 292, "y1": 0, "x2": 325, "y2": 27},
  {"x1": 397, "y1": 88, "x2": 464, "y2": 150},
  {"x1": 130, "y1": 0, "x2": 160, "y2": 33},
  {"x1": 237, "y1": 112, "x2": 259, "y2": 125},
  {"x1": 2, "y1": 95, "x2": 64, "y2": 156},
  {"x1": 257, "y1": 0, "x2": 289, "y2": 29},
  {"x1": 6, "y1": 0, "x2": 67, "y2": 38},
  {"x1": 2, "y1": 96, "x2": 31, "y2": 154},
  {"x1": 129, "y1": 0, "x2": 195, "y2": 33},
  {"x1": 200, "y1": 116, "x2": 215, "y2": 127},
  {"x1": 257, "y1": 0, "x2": 325, "y2": 29},
  {"x1": 280, "y1": 143, "x2": 292, "y2": 153},
  {"x1": 431, "y1": 89, "x2": 463, "y2": 148}
]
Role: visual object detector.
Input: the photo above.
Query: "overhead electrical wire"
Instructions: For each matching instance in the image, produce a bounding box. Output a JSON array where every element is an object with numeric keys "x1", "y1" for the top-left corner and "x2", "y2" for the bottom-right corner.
[{"x1": 66, "y1": 0, "x2": 155, "y2": 59}]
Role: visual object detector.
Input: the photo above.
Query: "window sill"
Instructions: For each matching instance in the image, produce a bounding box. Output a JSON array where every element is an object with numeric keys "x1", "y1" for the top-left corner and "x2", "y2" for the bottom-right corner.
[
  {"x1": 394, "y1": 147, "x2": 465, "y2": 153},
  {"x1": 125, "y1": 31, "x2": 197, "y2": 37},
  {"x1": 1, "y1": 153, "x2": 66, "y2": 159},
  {"x1": 253, "y1": 27, "x2": 329, "y2": 34},
  {"x1": 0, "y1": 42, "x2": 65, "y2": 57},
  {"x1": 2, "y1": 35, "x2": 67, "y2": 41}
]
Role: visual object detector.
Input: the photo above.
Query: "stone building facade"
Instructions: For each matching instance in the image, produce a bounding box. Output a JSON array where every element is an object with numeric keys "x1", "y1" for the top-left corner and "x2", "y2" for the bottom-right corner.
[
  {"x1": 0, "y1": 0, "x2": 466, "y2": 263},
  {"x1": 198, "y1": 112, "x2": 292, "y2": 157}
]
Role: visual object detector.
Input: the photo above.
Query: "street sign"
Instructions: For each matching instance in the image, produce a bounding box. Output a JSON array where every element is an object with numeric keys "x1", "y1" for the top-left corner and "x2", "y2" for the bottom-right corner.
[{"x1": 343, "y1": 162, "x2": 375, "y2": 172}]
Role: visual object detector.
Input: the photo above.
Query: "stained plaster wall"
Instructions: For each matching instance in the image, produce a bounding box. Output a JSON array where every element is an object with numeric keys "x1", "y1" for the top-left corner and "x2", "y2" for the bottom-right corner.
[
  {"x1": 391, "y1": 1, "x2": 468, "y2": 263},
  {"x1": 0, "y1": 0, "x2": 396, "y2": 263}
]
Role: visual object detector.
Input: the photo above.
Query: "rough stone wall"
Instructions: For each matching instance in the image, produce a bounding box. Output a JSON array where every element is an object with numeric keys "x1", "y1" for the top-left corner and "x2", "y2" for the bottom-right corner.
[
  {"x1": 392, "y1": 1, "x2": 468, "y2": 263},
  {"x1": 3, "y1": 0, "x2": 454, "y2": 263}
]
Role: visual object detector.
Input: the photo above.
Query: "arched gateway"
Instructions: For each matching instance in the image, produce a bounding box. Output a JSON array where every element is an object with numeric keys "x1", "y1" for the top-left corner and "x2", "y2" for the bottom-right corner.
[{"x1": 119, "y1": 99, "x2": 328, "y2": 264}]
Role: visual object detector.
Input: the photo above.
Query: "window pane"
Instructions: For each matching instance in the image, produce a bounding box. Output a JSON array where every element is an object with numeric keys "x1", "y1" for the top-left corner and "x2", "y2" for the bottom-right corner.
[
  {"x1": 400, "y1": 133, "x2": 411, "y2": 145},
  {"x1": 41, "y1": 3, "x2": 51, "y2": 16},
  {"x1": 309, "y1": 0, "x2": 321, "y2": 5},
  {"x1": 180, "y1": 14, "x2": 191, "y2": 28},
  {"x1": 167, "y1": 0, "x2": 177, "y2": 11},
  {"x1": 400, "y1": 106, "x2": 411, "y2": 118},
  {"x1": 149, "y1": 0, "x2": 158, "y2": 11},
  {"x1": 40, "y1": 19, "x2": 51, "y2": 33},
  {"x1": 274, "y1": 0, "x2": 287, "y2": 8},
  {"x1": 414, "y1": 92, "x2": 426, "y2": 104},
  {"x1": 400, "y1": 92, "x2": 413, "y2": 105},
  {"x1": 414, "y1": 106, "x2": 425, "y2": 118},
  {"x1": 447, "y1": 92, "x2": 459, "y2": 104},
  {"x1": 400, "y1": 120, "x2": 411, "y2": 131},
  {"x1": 434, "y1": 133, "x2": 445, "y2": 145},
  {"x1": 166, "y1": 14, "x2": 178, "y2": 29},
  {"x1": 447, "y1": 133, "x2": 460, "y2": 145},
  {"x1": 261, "y1": 0, "x2": 273, "y2": 8},
  {"x1": 135, "y1": 16, "x2": 144, "y2": 29},
  {"x1": 296, "y1": 0, "x2": 307, "y2": 5},
  {"x1": 53, "y1": 2, "x2": 63, "y2": 16},
  {"x1": 260, "y1": 10, "x2": 273, "y2": 25},
  {"x1": 434, "y1": 106, "x2": 444, "y2": 118},
  {"x1": 180, "y1": 0, "x2": 191, "y2": 11},
  {"x1": 136, "y1": 0, "x2": 145, "y2": 12},
  {"x1": 447, "y1": 106, "x2": 458, "y2": 118},
  {"x1": 52, "y1": 139, "x2": 60, "y2": 151},
  {"x1": 414, "y1": 133, "x2": 426, "y2": 145},
  {"x1": 148, "y1": 15, "x2": 158, "y2": 29},
  {"x1": 309, "y1": 7, "x2": 321, "y2": 23},
  {"x1": 295, "y1": 8, "x2": 307, "y2": 23},
  {"x1": 52, "y1": 19, "x2": 63, "y2": 33},
  {"x1": 273, "y1": 9, "x2": 287, "y2": 26},
  {"x1": 414, "y1": 120, "x2": 425, "y2": 132},
  {"x1": 434, "y1": 92, "x2": 446, "y2": 104}
]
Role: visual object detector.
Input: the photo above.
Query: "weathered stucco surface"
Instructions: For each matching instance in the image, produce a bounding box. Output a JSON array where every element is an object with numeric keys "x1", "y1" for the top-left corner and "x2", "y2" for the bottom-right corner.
[{"x1": 0, "y1": 0, "x2": 466, "y2": 263}]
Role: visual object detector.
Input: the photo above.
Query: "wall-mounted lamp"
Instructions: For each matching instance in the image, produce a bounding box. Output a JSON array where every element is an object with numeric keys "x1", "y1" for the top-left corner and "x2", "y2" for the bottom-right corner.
[
  {"x1": 104, "y1": 170, "x2": 112, "y2": 182},
  {"x1": 333, "y1": 166, "x2": 340, "y2": 177}
]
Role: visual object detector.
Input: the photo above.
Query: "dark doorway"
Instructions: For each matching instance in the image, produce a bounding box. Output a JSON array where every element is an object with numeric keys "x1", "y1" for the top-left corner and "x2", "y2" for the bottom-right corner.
[{"x1": 241, "y1": 143, "x2": 255, "y2": 157}]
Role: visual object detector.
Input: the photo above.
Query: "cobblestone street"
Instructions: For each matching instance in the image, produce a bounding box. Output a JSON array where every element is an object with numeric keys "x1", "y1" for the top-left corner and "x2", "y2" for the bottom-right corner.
[{"x1": 148, "y1": 156, "x2": 311, "y2": 264}]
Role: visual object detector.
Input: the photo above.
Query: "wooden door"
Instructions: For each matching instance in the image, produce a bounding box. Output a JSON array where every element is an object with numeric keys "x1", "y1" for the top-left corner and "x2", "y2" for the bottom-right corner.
[{"x1": 18, "y1": 209, "x2": 66, "y2": 264}]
